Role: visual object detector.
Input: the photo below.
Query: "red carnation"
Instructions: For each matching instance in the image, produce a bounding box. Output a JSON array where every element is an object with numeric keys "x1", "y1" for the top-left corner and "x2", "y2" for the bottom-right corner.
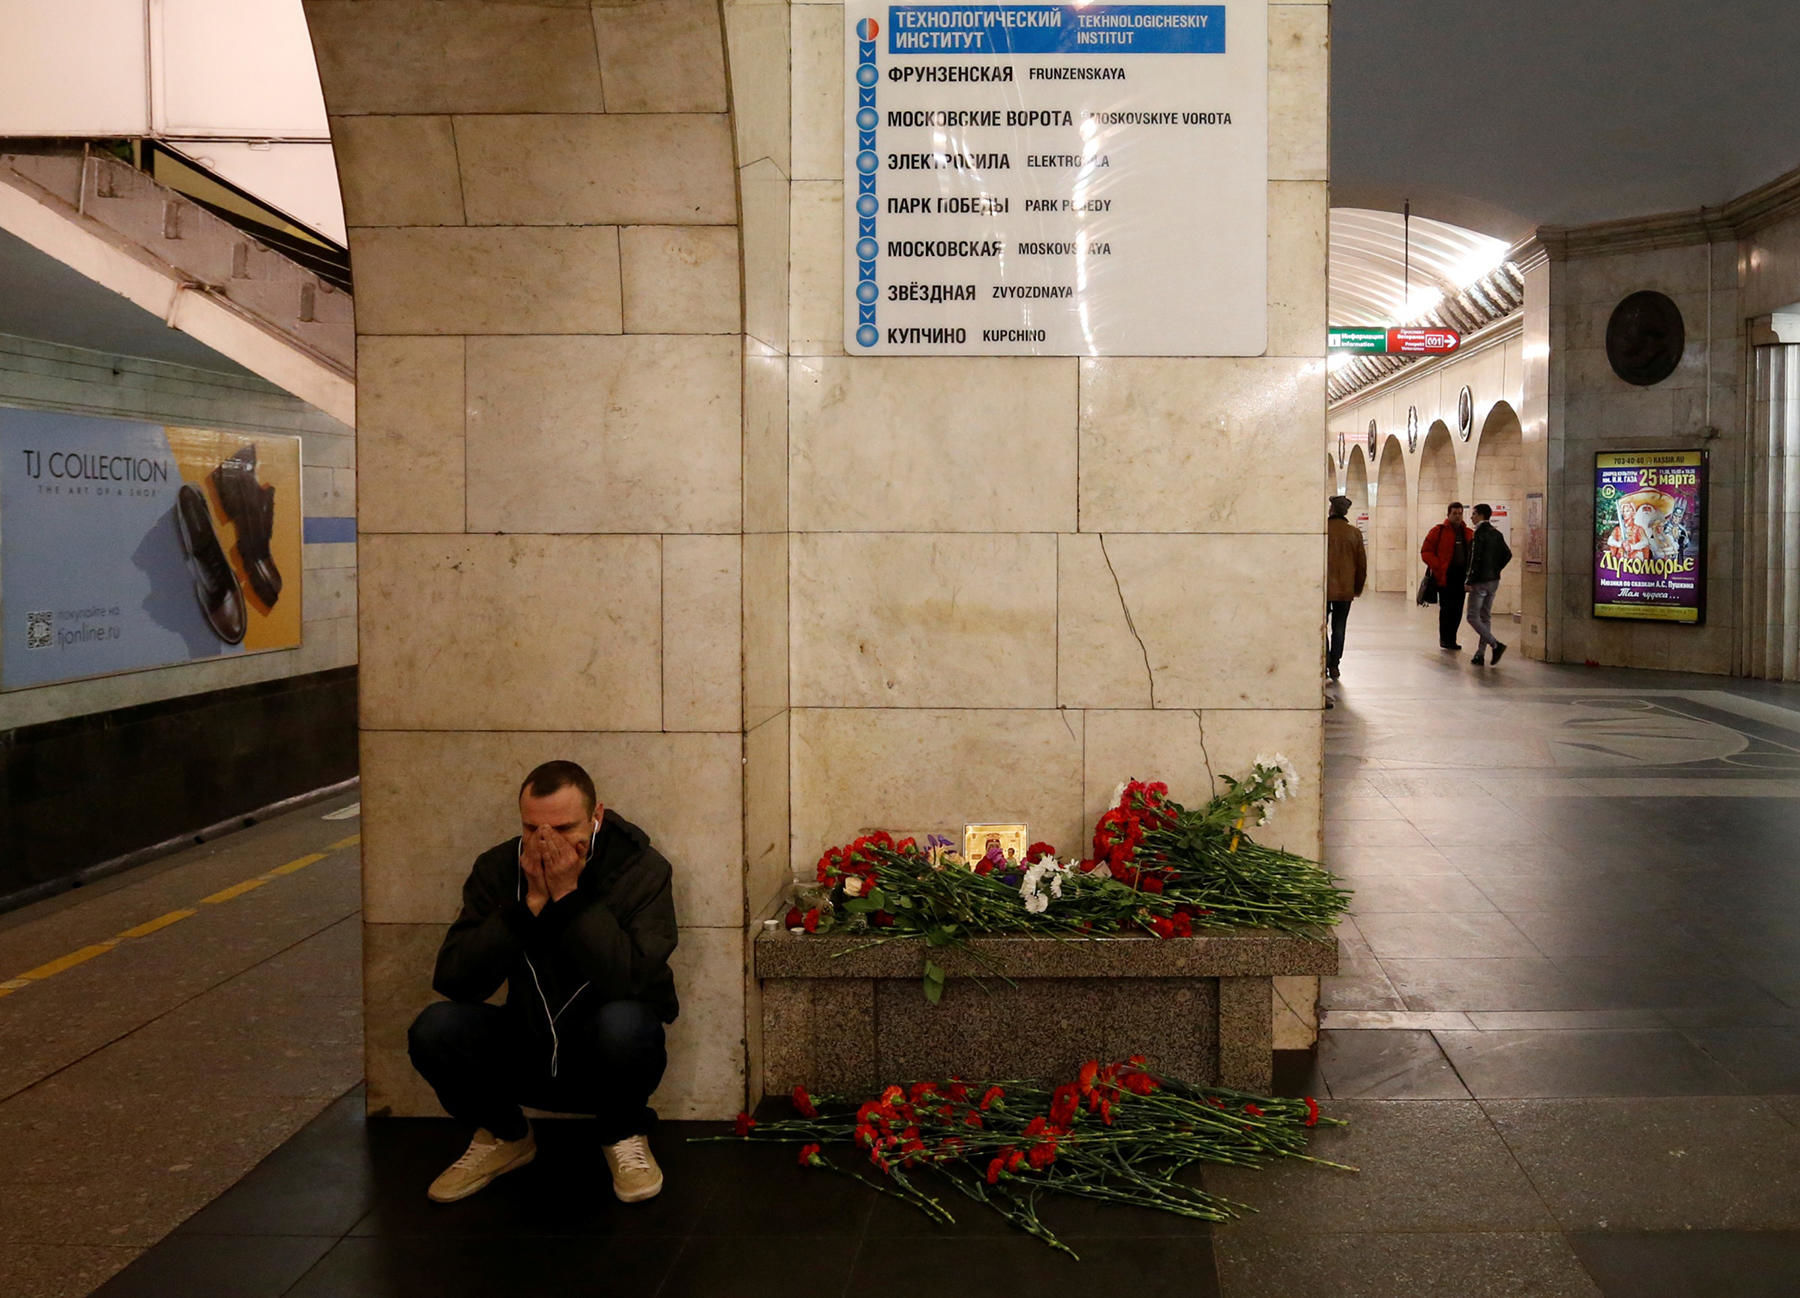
[
  {"x1": 964, "y1": 1111, "x2": 984, "y2": 1129},
  {"x1": 1006, "y1": 1148, "x2": 1026, "y2": 1172},
  {"x1": 872, "y1": 911, "x2": 895, "y2": 928},
  {"x1": 1140, "y1": 876, "x2": 1164, "y2": 894},
  {"x1": 792, "y1": 1085, "x2": 818, "y2": 1118},
  {"x1": 798, "y1": 1142, "x2": 821, "y2": 1166},
  {"x1": 1049, "y1": 1083, "x2": 1079, "y2": 1127},
  {"x1": 979, "y1": 1085, "x2": 1005, "y2": 1110},
  {"x1": 882, "y1": 1085, "x2": 905, "y2": 1106},
  {"x1": 1078, "y1": 1059, "x2": 1099, "y2": 1092},
  {"x1": 986, "y1": 1155, "x2": 1006, "y2": 1185},
  {"x1": 896, "y1": 836, "x2": 917, "y2": 853},
  {"x1": 803, "y1": 907, "x2": 821, "y2": 933},
  {"x1": 1122, "y1": 1071, "x2": 1157, "y2": 1096},
  {"x1": 1025, "y1": 841, "x2": 1058, "y2": 863},
  {"x1": 785, "y1": 906, "x2": 804, "y2": 930},
  {"x1": 734, "y1": 1113, "x2": 756, "y2": 1137},
  {"x1": 1304, "y1": 1096, "x2": 1320, "y2": 1127},
  {"x1": 1149, "y1": 916, "x2": 1177, "y2": 939},
  {"x1": 910, "y1": 1081, "x2": 937, "y2": 1103},
  {"x1": 1244, "y1": 1103, "x2": 1265, "y2": 1117},
  {"x1": 1028, "y1": 1138, "x2": 1059, "y2": 1170}
]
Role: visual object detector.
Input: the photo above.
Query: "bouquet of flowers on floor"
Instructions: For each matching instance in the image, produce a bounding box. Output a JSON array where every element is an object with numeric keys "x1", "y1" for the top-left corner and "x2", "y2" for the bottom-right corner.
[
  {"x1": 725, "y1": 1057, "x2": 1350, "y2": 1258},
  {"x1": 784, "y1": 759, "x2": 1351, "y2": 988}
]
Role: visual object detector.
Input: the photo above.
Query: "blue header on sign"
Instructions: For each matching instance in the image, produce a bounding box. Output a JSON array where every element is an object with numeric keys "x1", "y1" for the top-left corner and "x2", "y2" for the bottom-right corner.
[{"x1": 886, "y1": 5, "x2": 1226, "y2": 55}]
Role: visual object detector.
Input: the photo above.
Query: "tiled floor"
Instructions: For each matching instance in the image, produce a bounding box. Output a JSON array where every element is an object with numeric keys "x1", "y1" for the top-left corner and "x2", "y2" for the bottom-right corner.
[{"x1": 11, "y1": 593, "x2": 1800, "y2": 1295}]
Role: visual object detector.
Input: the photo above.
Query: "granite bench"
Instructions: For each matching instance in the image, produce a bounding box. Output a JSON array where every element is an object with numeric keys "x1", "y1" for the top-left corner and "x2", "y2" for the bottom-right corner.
[{"x1": 755, "y1": 926, "x2": 1338, "y2": 1096}]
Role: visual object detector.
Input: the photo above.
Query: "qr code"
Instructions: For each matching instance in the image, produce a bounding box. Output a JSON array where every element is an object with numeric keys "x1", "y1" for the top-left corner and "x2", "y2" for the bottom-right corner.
[{"x1": 26, "y1": 611, "x2": 52, "y2": 649}]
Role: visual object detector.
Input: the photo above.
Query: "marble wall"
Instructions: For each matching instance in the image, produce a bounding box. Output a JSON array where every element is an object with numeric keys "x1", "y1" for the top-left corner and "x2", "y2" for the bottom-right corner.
[
  {"x1": 318, "y1": 0, "x2": 1334, "y2": 1118},
  {"x1": 307, "y1": 0, "x2": 749, "y2": 1119},
  {"x1": 777, "y1": 0, "x2": 1332, "y2": 1049}
]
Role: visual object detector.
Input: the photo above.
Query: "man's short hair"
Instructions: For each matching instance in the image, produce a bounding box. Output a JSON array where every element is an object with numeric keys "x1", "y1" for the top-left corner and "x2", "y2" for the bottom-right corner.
[
  {"x1": 519, "y1": 760, "x2": 597, "y2": 813},
  {"x1": 1448, "y1": 501, "x2": 1465, "y2": 512},
  {"x1": 1472, "y1": 503, "x2": 1492, "y2": 520}
]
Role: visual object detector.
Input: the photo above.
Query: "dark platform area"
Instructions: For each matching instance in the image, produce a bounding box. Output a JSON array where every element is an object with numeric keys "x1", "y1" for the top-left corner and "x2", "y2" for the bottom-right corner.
[{"x1": 0, "y1": 666, "x2": 357, "y2": 909}]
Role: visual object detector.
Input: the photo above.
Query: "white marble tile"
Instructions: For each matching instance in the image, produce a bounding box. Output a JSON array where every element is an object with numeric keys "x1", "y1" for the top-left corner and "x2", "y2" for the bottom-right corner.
[
  {"x1": 455, "y1": 115, "x2": 736, "y2": 226},
  {"x1": 1268, "y1": 4, "x2": 1328, "y2": 182},
  {"x1": 329, "y1": 116, "x2": 464, "y2": 226},
  {"x1": 788, "y1": 181, "x2": 843, "y2": 356},
  {"x1": 349, "y1": 227, "x2": 622, "y2": 335},
  {"x1": 358, "y1": 534, "x2": 662, "y2": 732},
  {"x1": 663, "y1": 535, "x2": 742, "y2": 732},
  {"x1": 465, "y1": 335, "x2": 740, "y2": 534},
  {"x1": 1056, "y1": 534, "x2": 1153, "y2": 709},
  {"x1": 743, "y1": 531, "x2": 789, "y2": 729},
  {"x1": 661, "y1": 927, "x2": 748, "y2": 1118},
  {"x1": 620, "y1": 227, "x2": 740, "y2": 335},
  {"x1": 1268, "y1": 182, "x2": 1328, "y2": 358},
  {"x1": 789, "y1": 356, "x2": 1078, "y2": 531},
  {"x1": 743, "y1": 350, "x2": 790, "y2": 533},
  {"x1": 354, "y1": 336, "x2": 464, "y2": 534},
  {"x1": 745, "y1": 712, "x2": 791, "y2": 915},
  {"x1": 1079, "y1": 357, "x2": 1327, "y2": 533},
  {"x1": 740, "y1": 161, "x2": 791, "y2": 353},
  {"x1": 790, "y1": 5, "x2": 843, "y2": 180},
  {"x1": 791, "y1": 708, "x2": 1085, "y2": 865},
  {"x1": 307, "y1": 1, "x2": 604, "y2": 115},
  {"x1": 725, "y1": 2, "x2": 792, "y2": 174},
  {"x1": 1058, "y1": 533, "x2": 1327, "y2": 709},
  {"x1": 790, "y1": 533, "x2": 1057, "y2": 707},
  {"x1": 360, "y1": 729, "x2": 744, "y2": 927},
  {"x1": 592, "y1": 0, "x2": 729, "y2": 114}
]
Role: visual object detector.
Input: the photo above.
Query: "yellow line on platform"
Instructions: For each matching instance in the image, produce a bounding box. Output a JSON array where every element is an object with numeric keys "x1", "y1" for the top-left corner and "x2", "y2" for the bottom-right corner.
[
  {"x1": 19, "y1": 943, "x2": 118, "y2": 981},
  {"x1": 3, "y1": 826, "x2": 365, "y2": 1000},
  {"x1": 117, "y1": 909, "x2": 197, "y2": 939},
  {"x1": 199, "y1": 877, "x2": 270, "y2": 905}
]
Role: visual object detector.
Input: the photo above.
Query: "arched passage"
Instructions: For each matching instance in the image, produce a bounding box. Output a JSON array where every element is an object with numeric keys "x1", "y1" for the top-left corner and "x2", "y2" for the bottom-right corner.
[
  {"x1": 1416, "y1": 422, "x2": 1459, "y2": 547},
  {"x1": 1473, "y1": 401, "x2": 1525, "y2": 616},
  {"x1": 1373, "y1": 436, "x2": 1408, "y2": 593},
  {"x1": 1345, "y1": 444, "x2": 1371, "y2": 567},
  {"x1": 1327, "y1": 451, "x2": 1340, "y2": 495}
]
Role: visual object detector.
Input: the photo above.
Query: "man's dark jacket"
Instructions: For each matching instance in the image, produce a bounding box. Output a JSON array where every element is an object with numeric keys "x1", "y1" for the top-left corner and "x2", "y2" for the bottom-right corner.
[
  {"x1": 1468, "y1": 520, "x2": 1513, "y2": 585},
  {"x1": 432, "y1": 811, "x2": 680, "y2": 1058}
]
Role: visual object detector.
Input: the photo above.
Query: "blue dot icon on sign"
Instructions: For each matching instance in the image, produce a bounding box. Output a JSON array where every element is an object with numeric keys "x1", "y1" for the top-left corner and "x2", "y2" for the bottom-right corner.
[
  {"x1": 857, "y1": 108, "x2": 878, "y2": 131},
  {"x1": 857, "y1": 324, "x2": 879, "y2": 347},
  {"x1": 856, "y1": 281, "x2": 878, "y2": 305},
  {"x1": 856, "y1": 151, "x2": 878, "y2": 175},
  {"x1": 856, "y1": 194, "x2": 878, "y2": 217},
  {"x1": 856, "y1": 237, "x2": 879, "y2": 261},
  {"x1": 856, "y1": 65, "x2": 878, "y2": 88}
]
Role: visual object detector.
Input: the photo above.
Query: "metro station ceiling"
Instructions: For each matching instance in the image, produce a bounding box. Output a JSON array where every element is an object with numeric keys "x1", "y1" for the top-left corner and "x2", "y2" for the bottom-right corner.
[{"x1": 1331, "y1": 0, "x2": 1800, "y2": 241}]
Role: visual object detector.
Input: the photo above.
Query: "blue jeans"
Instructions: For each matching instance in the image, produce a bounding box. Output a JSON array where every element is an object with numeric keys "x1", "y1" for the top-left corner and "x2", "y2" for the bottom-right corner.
[
  {"x1": 1466, "y1": 579, "x2": 1501, "y2": 652},
  {"x1": 408, "y1": 999, "x2": 666, "y2": 1144}
]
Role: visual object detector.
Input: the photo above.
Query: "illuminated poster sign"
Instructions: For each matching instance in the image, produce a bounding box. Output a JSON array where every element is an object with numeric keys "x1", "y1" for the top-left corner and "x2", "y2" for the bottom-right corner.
[
  {"x1": 843, "y1": 1, "x2": 1268, "y2": 355},
  {"x1": 1593, "y1": 450, "x2": 1705, "y2": 624},
  {"x1": 1, "y1": 409, "x2": 303, "y2": 688}
]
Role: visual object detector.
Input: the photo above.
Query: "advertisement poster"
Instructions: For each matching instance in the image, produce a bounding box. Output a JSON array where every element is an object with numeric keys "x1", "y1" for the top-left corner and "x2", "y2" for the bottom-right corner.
[
  {"x1": 844, "y1": 1, "x2": 1268, "y2": 355},
  {"x1": 1488, "y1": 501, "x2": 1511, "y2": 545},
  {"x1": 1, "y1": 410, "x2": 302, "y2": 689},
  {"x1": 1593, "y1": 450, "x2": 1705, "y2": 624}
]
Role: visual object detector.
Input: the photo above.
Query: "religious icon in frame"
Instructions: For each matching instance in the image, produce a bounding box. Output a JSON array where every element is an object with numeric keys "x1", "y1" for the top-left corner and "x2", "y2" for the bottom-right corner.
[{"x1": 963, "y1": 823, "x2": 1028, "y2": 872}]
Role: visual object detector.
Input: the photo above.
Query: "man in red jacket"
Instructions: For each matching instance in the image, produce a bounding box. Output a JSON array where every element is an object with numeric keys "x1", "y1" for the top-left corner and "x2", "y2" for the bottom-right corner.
[{"x1": 1421, "y1": 502, "x2": 1474, "y2": 651}]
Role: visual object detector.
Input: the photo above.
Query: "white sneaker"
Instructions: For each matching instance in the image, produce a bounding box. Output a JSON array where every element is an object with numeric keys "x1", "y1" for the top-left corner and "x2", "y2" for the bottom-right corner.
[
  {"x1": 426, "y1": 1127, "x2": 536, "y2": 1203},
  {"x1": 603, "y1": 1133, "x2": 664, "y2": 1202}
]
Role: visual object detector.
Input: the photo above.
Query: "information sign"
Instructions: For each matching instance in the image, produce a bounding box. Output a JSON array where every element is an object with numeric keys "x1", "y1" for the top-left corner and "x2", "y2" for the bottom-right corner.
[
  {"x1": 844, "y1": 2, "x2": 1268, "y2": 355},
  {"x1": 1593, "y1": 450, "x2": 1706, "y2": 624},
  {"x1": 1327, "y1": 326, "x2": 1461, "y2": 356}
]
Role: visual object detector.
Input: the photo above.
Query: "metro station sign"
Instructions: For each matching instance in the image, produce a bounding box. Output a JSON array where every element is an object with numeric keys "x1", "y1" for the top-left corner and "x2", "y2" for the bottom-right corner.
[{"x1": 1328, "y1": 326, "x2": 1461, "y2": 356}]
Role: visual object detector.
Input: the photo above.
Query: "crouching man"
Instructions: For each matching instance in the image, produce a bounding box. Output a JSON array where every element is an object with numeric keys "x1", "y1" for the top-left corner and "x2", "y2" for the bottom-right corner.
[{"x1": 408, "y1": 760, "x2": 678, "y2": 1205}]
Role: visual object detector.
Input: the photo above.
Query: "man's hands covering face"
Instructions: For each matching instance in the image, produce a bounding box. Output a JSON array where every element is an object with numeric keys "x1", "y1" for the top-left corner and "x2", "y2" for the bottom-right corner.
[{"x1": 521, "y1": 824, "x2": 586, "y2": 916}]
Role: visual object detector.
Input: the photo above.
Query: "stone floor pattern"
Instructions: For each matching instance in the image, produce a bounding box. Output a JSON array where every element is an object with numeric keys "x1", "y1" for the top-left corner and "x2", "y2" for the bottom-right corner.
[{"x1": 4, "y1": 594, "x2": 1800, "y2": 1295}]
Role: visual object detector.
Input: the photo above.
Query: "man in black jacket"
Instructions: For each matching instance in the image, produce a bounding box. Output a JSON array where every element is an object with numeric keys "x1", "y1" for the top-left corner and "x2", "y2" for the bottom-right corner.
[
  {"x1": 1465, "y1": 503, "x2": 1514, "y2": 666},
  {"x1": 407, "y1": 760, "x2": 679, "y2": 1204}
]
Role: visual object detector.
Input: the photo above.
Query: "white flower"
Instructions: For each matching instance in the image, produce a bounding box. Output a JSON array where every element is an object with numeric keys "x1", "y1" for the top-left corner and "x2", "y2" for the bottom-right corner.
[
  {"x1": 1024, "y1": 892, "x2": 1049, "y2": 914},
  {"x1": 842, "y1": 875, "x2": 864, "y2": 898},
  {"x1": 1109, "y1": 780, "x2": 1128, "y2": 809}
]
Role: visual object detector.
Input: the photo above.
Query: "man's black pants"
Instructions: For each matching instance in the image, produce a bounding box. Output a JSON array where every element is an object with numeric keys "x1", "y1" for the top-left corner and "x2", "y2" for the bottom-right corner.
[
  {"x1": 409, "y1": 999, "x2": 666, "y2": 1144},
  {"x1": 1327, "y1": 600, "x2": 1352, "y2": 673},
  {"x1": 1438, "y1": 583, "x2": 1467, "y2": 648}
]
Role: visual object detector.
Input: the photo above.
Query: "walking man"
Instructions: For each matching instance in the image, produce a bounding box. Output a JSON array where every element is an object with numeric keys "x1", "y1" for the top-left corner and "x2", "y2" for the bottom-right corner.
[
  {"x1": 1326, "y1": 494, "x2": 1367, "y2": 681},
  {"x1": 1465, "y1": 503, "x2": 1513, "y2": 665},
  {"x1": 1421, "y1": 502, "x2": 1474, "y2": 651},
  {"x1": 408, "y1": 760, "x2": 678, "y2": 1204}
]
